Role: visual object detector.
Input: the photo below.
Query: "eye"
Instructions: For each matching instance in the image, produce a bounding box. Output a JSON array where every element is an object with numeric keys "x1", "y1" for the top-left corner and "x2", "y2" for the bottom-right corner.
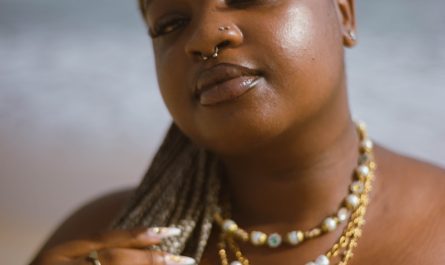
[
  {"x1": 226, "y1": 0, "x2": 263, "y2": 7},
  {"x1": 150, "y1": 16, "x2": 189, "y2": 38}
]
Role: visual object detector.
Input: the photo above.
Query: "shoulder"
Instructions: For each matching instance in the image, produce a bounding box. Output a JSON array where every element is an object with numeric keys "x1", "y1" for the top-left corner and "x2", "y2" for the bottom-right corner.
[
  {"x1": 376, "y1": 145, "x2": 445, "y2": 205},
  {"x1": 39, "y1": 188, "x2": 135, "y2": 251},
  {"x1": 360, "y1": 145, "x2": 445, "y2": 264}
]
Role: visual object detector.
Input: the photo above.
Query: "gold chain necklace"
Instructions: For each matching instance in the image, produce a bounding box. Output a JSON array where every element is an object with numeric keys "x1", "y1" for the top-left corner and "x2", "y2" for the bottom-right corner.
[{"x1": 214, "y1": 122, "x2": 376, "y2": 265}]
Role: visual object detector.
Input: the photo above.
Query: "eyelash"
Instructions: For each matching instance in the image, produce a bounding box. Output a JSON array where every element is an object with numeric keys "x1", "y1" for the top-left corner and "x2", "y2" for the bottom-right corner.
[
  {"x1": 151, "y1": 17, "x2": 189, "y2": 38},
  {"x1": 149, "y1": 0, "x2": 268, "y2": 38},
  {"x1": 227, "y1": 0, "x2": 267, "y2": 8}
]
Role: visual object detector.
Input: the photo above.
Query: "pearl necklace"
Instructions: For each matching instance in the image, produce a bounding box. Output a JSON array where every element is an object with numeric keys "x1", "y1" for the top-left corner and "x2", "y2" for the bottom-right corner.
[{"x1": 214, "y1": 122, "x2": 376, "y2": 265}]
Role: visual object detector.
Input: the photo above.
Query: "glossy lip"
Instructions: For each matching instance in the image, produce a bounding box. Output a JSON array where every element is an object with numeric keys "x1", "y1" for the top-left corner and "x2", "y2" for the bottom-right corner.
[{"x1": 194, "y1": 63, "x2": 262, "y2": 99}]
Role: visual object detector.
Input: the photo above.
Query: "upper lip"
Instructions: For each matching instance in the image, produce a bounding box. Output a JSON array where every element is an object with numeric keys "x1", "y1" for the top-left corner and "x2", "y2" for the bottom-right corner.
[{"x1": 195, "y1": 63, "x2": 261, "y2": 96}]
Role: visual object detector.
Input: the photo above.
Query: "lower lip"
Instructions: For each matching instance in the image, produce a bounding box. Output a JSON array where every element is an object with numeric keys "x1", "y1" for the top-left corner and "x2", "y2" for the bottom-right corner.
[{"x1": 199, "y1": 76, "x2": 260, "y2": 106}]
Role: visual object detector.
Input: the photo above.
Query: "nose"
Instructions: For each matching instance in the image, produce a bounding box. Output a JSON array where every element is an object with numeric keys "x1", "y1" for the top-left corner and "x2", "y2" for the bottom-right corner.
[{"x1": 184, "y1": 13, "x2": 244, "y2": 61}]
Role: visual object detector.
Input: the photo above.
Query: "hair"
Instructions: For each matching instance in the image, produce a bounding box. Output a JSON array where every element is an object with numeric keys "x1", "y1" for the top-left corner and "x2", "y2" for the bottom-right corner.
[
  {"x1": 111, "y1": 123, "x2": 221, "y2": 262},
  {"x1": 112, "y1": 2, "x2": 219, "y2": 261}
]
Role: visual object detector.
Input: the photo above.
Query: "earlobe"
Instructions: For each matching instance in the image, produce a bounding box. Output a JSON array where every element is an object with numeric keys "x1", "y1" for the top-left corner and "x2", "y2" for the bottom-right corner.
[
  {"x1": 344, "y1": 30, "x2": 357, "y2": 47},
  {"x1": 336, "y1": 0, "x2": 357, "y2": 47}
]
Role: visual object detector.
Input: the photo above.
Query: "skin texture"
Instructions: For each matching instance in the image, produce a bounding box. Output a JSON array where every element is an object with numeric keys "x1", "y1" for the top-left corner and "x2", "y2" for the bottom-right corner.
[
  {"x1": 150, "y1": 0, "x2": 352, "y2": 156},
  {"x1": 30, "y1": 0, "x2": 445, "y2": 264}
]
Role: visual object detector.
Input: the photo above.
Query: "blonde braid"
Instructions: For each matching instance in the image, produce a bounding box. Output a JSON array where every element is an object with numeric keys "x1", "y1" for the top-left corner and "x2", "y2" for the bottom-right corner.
[{"x1": 111, "y1": 123, "x2": 220, "y2": 262}]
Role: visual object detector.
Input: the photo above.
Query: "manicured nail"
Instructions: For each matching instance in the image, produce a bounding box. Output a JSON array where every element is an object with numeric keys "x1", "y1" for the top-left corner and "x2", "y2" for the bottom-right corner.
[
  {"x1": 164, "y1": 254, "x2": 196, "y2": 265},
  {"x1": 146, "y1": 227, "x2": 182, "y2": 240}
]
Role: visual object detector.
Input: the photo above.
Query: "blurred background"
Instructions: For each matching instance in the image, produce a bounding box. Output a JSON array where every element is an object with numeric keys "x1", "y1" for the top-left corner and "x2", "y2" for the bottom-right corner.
[{"x1": 0, "y1": 0, "x2": 444, "y2": 264}]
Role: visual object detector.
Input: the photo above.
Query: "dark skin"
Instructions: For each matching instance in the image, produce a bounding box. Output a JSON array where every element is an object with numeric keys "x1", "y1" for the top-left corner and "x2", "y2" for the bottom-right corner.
[{"x1": 30, "y1": 0, "x2": 445, "y2": 265}]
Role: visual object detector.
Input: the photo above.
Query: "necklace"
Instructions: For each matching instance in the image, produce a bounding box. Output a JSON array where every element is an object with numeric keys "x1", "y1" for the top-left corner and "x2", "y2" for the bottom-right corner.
[{"x1": 214, "y1": 122, "x2": 376, "y2": 265}]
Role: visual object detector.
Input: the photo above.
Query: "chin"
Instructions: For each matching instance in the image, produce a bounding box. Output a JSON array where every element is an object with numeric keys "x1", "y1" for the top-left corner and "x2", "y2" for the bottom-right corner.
[
  {"x1": 168, "y1": 79, "x2": 318, "y2": 156},
  {"x1": 189, "y1": 106, "x2": 289, "y2": 157},
  {"x1": 196, "y1": 127, "x2": 280, "y2": 157}
]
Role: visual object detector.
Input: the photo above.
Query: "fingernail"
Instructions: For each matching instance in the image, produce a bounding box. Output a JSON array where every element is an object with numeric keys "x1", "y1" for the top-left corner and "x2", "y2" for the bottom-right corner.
[
  {"x1": 146, "y1": 227, "x2": 182, "y2": 240},
  {"x1": 164, "y1": 254, "x2": 196, "y2": 265}
]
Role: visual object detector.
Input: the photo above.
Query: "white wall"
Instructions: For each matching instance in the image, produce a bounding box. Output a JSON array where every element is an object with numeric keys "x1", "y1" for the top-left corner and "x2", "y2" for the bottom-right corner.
[{"x1": 1, "y1": 0, "x2": 444, "y2": 264}]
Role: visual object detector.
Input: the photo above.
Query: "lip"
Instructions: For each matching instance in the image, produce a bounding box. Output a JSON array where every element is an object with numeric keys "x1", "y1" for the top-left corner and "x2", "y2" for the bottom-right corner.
[{"x1": 195, "y1": 63, "x2": 262, "y2": 106}]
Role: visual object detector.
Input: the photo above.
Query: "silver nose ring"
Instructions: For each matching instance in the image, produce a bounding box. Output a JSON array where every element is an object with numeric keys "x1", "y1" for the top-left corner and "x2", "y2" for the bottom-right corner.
[
  {"x1": 200, "y1": 26, "x2": 228, "y2": 61},
  {"x1": 201, "y1": 46, "x2": 219, "y2": 61}
]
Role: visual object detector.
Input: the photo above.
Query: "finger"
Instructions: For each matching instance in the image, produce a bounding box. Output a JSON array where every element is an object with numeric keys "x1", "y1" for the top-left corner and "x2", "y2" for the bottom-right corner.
[
  {"x1": 52, "y1": 227, "x2": 182, "y2": 258},
  {"x1": 83, "y1": 248, "x2": 196, "y2": 265}
]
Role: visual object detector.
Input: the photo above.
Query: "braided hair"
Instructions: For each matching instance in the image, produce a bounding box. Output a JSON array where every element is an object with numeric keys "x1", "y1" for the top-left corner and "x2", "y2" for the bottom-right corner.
[{"x1": 111, "y1": 123, "x2": 221, "y2": 262}]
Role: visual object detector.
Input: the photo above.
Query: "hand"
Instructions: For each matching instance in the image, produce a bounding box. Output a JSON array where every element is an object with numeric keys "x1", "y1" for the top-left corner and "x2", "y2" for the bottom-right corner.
[{"x1": 31, "y1": 227, "x2": 196, "y2": 265}]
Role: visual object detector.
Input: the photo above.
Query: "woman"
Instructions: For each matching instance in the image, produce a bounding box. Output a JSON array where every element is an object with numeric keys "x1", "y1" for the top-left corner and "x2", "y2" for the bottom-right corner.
[{"x1": 30, "y1": 0, "x2": 445, "y2": 264}]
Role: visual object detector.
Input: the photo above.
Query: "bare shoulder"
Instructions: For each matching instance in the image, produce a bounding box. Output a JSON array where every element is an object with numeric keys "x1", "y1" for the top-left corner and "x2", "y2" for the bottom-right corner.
[
  {"x1": 377, "y1": 145, "x2": 445, "y2": 203},
  {"x1": 360, "y1": 145, "x2": 445, "y2": 264},
  {"x1": 39, "y1": 188, "x2": 135, "y2": 251}
]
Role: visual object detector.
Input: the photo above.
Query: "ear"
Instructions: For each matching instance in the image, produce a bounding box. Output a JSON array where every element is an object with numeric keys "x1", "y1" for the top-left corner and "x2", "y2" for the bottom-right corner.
[{"x1": 335, "y1": 0, "x2": 357, "y2": 47}]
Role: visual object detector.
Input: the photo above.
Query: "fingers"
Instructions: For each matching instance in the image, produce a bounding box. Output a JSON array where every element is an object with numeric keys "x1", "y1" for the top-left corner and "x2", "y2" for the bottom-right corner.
[
  {"x1": 89, "y1": 249, "x2": 196, "y2": 265},
  {"x1": 162, "y1": 254, "x2": 196, "y2": 265},
  {"x1": 52, "y1": 227, "x2": 182, "y2": 258}
]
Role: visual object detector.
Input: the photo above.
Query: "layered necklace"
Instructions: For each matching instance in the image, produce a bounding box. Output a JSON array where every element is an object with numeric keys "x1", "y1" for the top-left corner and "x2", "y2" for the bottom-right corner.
[{"x1": 214, "y1": 122, "x2": 376, "y2": 265}]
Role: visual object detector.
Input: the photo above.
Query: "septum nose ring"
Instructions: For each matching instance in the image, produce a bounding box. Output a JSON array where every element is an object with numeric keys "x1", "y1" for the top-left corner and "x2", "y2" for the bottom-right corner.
[
  {"x1": 200, "y1": 26, "x2": 230, "y2": 61},
  {"x1": 201, "y1": 46, "x2": 219, "y2": 61}
]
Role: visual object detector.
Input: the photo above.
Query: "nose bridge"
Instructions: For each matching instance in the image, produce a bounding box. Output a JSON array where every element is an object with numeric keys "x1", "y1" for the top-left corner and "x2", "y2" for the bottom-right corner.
[
  {"x1": 187, "y1": 9, "x2": 224, "y2": 54},
  {"x1": 184, "y1": 8, "x2": 243, "y2": 59}
]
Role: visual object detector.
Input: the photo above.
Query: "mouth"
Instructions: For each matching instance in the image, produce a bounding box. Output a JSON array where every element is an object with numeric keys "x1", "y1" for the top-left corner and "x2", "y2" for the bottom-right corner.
[{"x1": 195, "y1": 63, "x2": 262, "y2": 106}]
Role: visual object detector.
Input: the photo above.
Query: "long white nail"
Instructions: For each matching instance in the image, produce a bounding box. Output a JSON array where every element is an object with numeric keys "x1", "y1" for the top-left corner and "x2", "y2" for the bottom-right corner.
[
  {"x1": 146, "y1": 227, "x2": 182, "y2": 240},
  {"x1": 164, "y1": 254, "x2": 196, "y2": 265}
]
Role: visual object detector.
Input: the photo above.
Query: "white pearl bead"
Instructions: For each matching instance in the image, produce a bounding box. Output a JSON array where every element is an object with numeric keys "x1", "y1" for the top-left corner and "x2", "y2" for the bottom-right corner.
[
  {"x1": 250, "y1": 231, "x2": 267, "y2": 246},
  {"x1": 223, "y1": 220, "x2": 238, "y2": 232},
  {"x1": 287, "y1": 230, "x2": 304, "y2": 245},
  {"x1": 337, "y1": 207, "x2": 350, "y2": 222},
  {"x1": 346, "y1": 194, "x2": 360, "y2": 209},
  {"x1": 322, "y1": 217, "x2": 337, "y2": 232},
  {"x1": 356, "y1": 165, "x2": 370, "y2": 178},
  {"x1": 361, "y1": 139, "x2": 373, "y2": 151},
  {"x1": 315, "y1": 255, "x2": 330, "y2": 265},
  {"x1": 230, "y1": 261, "x2": 243, "y2": 265}
]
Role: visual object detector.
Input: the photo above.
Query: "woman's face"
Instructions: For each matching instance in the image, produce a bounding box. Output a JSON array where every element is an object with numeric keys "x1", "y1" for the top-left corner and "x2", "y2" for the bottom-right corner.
[{"x1": 143, "y1": 0, "x2": 355, "y2": 155}]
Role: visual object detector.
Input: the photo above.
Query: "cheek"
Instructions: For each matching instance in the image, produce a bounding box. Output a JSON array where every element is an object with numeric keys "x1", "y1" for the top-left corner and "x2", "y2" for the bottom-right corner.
[
  {"x1": 258, "y1": 2, "x2": 344, "y2": 118},
  {"x1": 155, "y1": 44, "x2": 196, "y2": 132},
  {"x1": 150, "y1": 1, "x2": 345, "y2": 155}
]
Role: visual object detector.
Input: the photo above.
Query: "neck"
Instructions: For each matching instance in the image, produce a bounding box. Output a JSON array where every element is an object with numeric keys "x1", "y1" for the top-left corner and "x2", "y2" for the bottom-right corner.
[{"x1": 219, "y1": 104, "x2": 359, "y2": 232}]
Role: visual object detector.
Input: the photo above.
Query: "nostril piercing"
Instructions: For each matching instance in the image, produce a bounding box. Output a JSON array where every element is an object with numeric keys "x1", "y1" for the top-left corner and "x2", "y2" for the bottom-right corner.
[{"x1": 218, "y1": 26, "x2": 230, "y2": 31}]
